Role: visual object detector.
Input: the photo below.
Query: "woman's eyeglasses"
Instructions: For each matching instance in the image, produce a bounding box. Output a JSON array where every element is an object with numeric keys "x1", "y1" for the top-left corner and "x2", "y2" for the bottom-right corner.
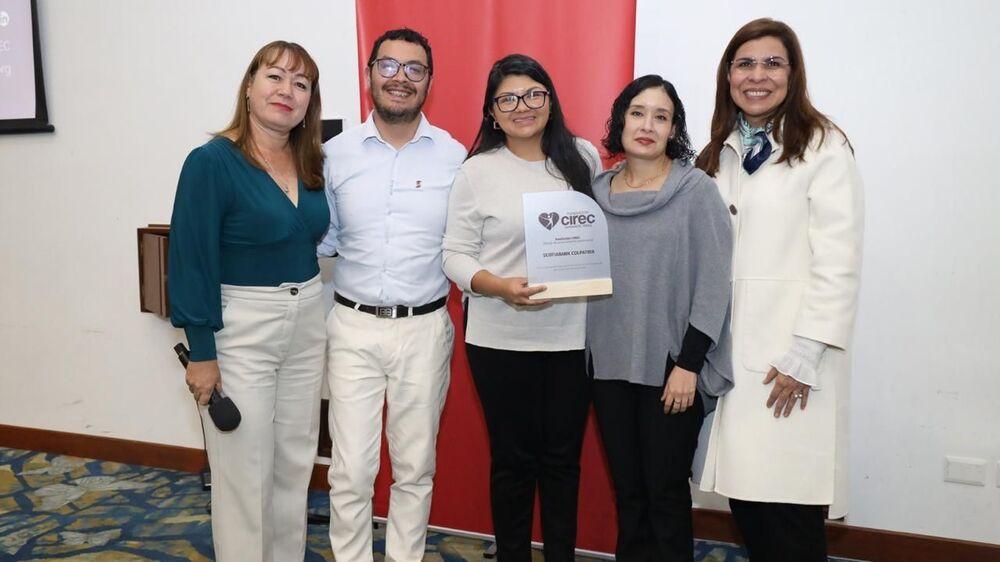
[
  {"x1": 493, "y1": 90, "x2": 550, "y2": 112},
  {"x1": 729, "y1": 56, "x2": 790, "y2": 75}
]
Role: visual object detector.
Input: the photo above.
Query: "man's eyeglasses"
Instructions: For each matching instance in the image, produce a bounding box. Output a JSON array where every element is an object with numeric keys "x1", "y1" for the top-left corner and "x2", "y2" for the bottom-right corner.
[
  {"x1": 493, "y1": 90, "x2": 550, "y2": 113},
  {"x1": 371, "y1": 57, "x2": 429, "y2": 82},
  {"x1": 729, "y1": 56, "x2": 790, "y2": 75}
]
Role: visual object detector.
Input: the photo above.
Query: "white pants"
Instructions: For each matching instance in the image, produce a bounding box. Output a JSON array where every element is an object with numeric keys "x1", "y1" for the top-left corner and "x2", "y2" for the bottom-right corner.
[
  {"x1": 202, "y1": 276, "x2": 325, "y2": 562},
  {"x1": 326, "y1": 303, "x2": 453, "y2": 562}
]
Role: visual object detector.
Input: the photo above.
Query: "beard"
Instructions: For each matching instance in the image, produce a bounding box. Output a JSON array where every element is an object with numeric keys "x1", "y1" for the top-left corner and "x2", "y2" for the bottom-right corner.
[{"x1": 372, "y1": 81, "x2": 427, "y2": 124}]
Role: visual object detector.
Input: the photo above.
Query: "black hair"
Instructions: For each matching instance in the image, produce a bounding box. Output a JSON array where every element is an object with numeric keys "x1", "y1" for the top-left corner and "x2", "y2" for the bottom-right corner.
[
  {"x1": 603, "y1": 74, "x2": 695, "y2": 161},
  {"x1": 468, "y1": 54, "x2": 594, "y2": 197},
  {"x1": 367, "y1": 28, "x2": 433, "y2": 75}
]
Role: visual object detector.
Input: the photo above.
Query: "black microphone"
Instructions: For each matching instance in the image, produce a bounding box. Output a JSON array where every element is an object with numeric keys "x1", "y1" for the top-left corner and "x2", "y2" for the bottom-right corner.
[{"x1": 174, "y1": 343, "x2": 241, "y2": 431}]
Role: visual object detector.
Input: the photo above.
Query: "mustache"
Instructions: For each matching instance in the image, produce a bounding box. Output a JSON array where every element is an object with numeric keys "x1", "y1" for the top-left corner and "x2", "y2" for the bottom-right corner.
[{"x1": 381, "y1": 81, "x2": 416, "y2": 94}]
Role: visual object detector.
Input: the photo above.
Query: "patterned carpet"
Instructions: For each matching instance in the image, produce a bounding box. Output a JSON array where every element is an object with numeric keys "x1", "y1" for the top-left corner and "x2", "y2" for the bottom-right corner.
[{"x1": 0, "y1": 446, "x2": 801, "y2": 561}]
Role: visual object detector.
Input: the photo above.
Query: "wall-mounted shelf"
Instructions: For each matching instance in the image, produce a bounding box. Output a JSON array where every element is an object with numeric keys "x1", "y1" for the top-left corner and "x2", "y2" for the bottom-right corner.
[{"x1": 137, "y1": 224, "x2": 170, "y2": 317}]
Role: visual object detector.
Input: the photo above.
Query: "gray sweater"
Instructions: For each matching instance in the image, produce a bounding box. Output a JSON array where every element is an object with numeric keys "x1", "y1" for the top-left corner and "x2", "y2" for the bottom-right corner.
[
  {"x1": 586, "y1": 160, "x2": 734, "y2": 399},
  {"x1": 442, "y1": 141, "x2": 601, "y2": 351}
]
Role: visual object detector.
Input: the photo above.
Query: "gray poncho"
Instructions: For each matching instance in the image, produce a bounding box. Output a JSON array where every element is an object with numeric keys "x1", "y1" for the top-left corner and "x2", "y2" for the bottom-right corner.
[{"x1": 586, "y1": 160, "x2": 734, "y2": 405}]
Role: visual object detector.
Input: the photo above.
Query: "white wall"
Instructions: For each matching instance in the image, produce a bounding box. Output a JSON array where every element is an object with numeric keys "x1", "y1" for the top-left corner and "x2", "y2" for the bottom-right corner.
[
  {"x1": 3, "y1": 0, "x2": 998, "y2": 547},
  {"x1": 0, "y1": 1, "x2": 360, "y2": 448},
  {"x1": 636, "y1": 0, "x2": 1000, "y2": 545}
]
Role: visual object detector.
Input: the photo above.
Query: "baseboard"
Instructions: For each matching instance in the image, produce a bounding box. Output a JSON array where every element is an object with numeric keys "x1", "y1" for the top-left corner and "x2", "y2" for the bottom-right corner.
[
  {"x1": 822, "y1": 521, "x2": 1000, "y2": 562},
  {"x1": 309, "y1": 462, "x2": 329, "y2": 490},
  {"x1": 2, "y1": 423, "x2": 997, "y2": 561},
  {"x1": 0, "y1": 423, "x2": 207, "y2": 473},
  {"x1": 692, "y1": 506, "x2": 1000, "y2": 561}
]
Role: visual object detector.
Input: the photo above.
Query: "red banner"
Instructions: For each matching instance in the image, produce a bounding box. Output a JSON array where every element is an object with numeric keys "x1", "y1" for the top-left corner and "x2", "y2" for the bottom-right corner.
[{"x1": 355, "y1": 0, "x2": 636, "y2": 553}]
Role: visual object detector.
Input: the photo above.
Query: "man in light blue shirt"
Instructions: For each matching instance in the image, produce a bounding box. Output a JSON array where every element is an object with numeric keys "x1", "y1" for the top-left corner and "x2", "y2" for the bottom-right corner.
[{"x1": 318, "y1": 28, "x2": 465, "y2": 562}]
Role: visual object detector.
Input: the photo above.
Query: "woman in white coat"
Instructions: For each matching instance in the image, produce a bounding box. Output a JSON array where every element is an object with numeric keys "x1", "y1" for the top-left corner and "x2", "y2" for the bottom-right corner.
[{"x1": 696, "y1": 18, "x2": 864, "y2": 561}]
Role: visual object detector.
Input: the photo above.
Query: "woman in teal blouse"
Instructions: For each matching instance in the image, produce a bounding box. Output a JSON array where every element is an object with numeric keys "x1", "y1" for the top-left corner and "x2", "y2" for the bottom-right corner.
[{"x1": 168, "y1": 41, "x2": 328, "y2": 562}]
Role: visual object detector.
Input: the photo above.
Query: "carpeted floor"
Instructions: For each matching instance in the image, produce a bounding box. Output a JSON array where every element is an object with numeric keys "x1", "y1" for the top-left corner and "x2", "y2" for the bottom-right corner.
[{"x1": 0, "y1": 447, "x2": 850, "y2": 561}]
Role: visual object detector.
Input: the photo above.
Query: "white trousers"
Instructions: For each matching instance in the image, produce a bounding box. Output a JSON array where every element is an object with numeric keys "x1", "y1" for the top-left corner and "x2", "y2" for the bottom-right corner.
[
  {"x1": 202, "y1": 275, "x2": 325, "y2": 562},
  {"x1": 326, "y1": 303, "x2": 453, "y2": 562}
]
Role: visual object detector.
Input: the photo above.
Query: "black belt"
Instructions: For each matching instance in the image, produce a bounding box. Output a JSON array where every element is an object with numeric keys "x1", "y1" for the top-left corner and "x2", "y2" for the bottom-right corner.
[{"x1": 334, "y1": 292, "x2": 447, "y2": 319}]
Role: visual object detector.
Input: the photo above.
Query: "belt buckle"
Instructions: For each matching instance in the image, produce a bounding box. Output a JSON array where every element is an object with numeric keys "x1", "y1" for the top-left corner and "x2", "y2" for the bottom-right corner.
[{"x1": 375, "y1": 306, "x2": 397, "y2": 319}]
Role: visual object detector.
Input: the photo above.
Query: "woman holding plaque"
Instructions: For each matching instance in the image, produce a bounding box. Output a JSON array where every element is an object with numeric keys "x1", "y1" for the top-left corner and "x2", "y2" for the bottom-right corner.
[
  {"x1": 586, "y1": 75, "x2": 733, "y2": 561},
  {"x1": 442, "y1": 53, "x2": 601, "y2": 562},
  {"x1": 168, "y1": 41, "x2": 328, "y2": 561},
  {"x1": 696, "y1": 18, "x2": 864, "y2": 561}
]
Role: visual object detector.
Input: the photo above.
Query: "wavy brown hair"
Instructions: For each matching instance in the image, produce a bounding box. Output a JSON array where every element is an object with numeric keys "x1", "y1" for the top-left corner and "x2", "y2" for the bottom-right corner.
[
  {"x1": 695, "y1": 18, "x2": 848, "y2": 177},
  {"x1": 217, "y1": 41, "x2": 324, "y2": 189}
]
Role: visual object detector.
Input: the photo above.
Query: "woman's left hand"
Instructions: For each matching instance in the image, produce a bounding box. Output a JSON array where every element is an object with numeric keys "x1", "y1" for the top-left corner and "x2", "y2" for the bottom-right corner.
[
  {"x1": 661, "y1": 366, "x2": 697, "y2": 414},
  {"x1": 763, "y1": 368, "x2": 810, "y2": 418}
]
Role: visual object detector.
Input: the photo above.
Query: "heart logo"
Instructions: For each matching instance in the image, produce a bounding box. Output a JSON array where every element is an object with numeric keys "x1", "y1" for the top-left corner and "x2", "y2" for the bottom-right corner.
[{"x1": 538, "y1": 212, "x2": 560, "y2": 230}]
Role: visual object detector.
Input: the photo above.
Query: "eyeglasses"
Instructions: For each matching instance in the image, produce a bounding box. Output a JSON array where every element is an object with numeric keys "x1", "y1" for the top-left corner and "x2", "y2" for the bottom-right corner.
[
  {"x1": 493, "y1": 90, "x2": 550, "y2": 112},
  {"x1": 370, "y1": 57, "x2": 429, "y2": 82},
  {"x1": 729, "y1": 56, "x2": 790, "y2": 75}
]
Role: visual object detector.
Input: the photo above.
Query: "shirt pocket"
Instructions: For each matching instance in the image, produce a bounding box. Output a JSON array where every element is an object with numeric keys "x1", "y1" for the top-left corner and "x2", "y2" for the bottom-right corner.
[
  {"x1": 392, "y1": 172, "x2": 453, "y2": 232},
  {"x1": 392, "y1": 169, "x2": 454, "y2": 192}
]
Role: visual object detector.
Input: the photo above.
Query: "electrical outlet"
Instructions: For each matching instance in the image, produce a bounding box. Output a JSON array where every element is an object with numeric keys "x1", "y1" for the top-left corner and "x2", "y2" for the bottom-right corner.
[{"x1": 944, "y1": 455, "x2": 986, "y2": 486}]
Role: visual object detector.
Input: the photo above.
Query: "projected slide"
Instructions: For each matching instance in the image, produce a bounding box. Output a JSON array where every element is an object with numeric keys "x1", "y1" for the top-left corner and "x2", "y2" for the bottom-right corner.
[{"x1": 0, "y1": 0, "x2": 53, "y2": 133}]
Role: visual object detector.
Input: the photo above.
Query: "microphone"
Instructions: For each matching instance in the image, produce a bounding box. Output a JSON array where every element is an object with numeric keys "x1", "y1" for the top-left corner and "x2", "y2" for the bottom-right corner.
[{"x1": 174, "y1": 343, "x2": 241, "y2": 431}]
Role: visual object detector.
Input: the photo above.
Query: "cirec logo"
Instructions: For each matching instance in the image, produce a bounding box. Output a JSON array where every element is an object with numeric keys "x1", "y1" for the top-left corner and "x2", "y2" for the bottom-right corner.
[
  {"x1": 538, "y1": 211, "x2": 596, "y2": 230},
  {"x1": 0, "y1": 11, "x2": 10, "y2": 27},
  {"x1": 538, "y1": 212, "x2": 559, "y2": 230}
]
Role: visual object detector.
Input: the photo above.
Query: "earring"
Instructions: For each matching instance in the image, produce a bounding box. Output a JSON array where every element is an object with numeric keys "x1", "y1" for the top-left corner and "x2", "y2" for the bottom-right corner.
[
  {"x1": 492, "y1": 119, "x2": 500, "y2": 130},
  {"x1": 245, "y1": 96, "x2": 250, "y2": 113}
]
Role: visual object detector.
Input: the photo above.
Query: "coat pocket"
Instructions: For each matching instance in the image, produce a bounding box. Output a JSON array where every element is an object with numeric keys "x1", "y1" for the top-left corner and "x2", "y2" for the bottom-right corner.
[{"x1": 737, "y1": 279, "x2": 806, "y2": 372}]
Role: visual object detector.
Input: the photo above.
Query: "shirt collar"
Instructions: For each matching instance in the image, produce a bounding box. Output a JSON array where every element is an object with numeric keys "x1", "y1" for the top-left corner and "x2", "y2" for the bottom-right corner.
[
  {"x1": 723, "y1": 127, "x2": 743, "y2": 153},
  {"x1": 361, "y1": 111, "x2": 435, "y2": 146}
]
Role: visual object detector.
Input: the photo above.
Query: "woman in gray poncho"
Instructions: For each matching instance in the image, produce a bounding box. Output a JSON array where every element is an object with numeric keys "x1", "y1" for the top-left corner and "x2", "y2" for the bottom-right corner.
[{"x1": 587, "y1": 75, "x2": 733, "y2": 561}]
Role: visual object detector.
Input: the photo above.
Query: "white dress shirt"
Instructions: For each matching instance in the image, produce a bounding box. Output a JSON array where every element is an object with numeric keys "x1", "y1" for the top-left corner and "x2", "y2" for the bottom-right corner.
[{"x1": 319, "y1": 113, "x2": 466, "y2": 306}]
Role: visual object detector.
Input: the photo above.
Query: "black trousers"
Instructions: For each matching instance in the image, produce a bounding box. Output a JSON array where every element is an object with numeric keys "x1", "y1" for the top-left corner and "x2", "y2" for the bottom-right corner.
[
  {"x1": 729, "y1": 498, "x2": 828, "y2": 561},
  {"x1": 592, "y1": 374, "x2": 705, "y2": 562},
  {"x1": 465, "y1": 343, "x2": 591, "y2": 562}
]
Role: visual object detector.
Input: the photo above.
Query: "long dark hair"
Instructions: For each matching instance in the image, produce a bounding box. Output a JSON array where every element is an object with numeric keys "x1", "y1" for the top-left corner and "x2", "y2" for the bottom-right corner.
[
  {"x1": 603, "y1": 74, "x2": 695, "y2": 162},
  {"x1": 217, "y1": 41, "x2": 324, "y2": 189},
  {"x1": 695, "y1": 18, "x2": 849, "y2": 177},
  {"x1": 468, "y1": 54, "x2": 593, "y2": 197}
]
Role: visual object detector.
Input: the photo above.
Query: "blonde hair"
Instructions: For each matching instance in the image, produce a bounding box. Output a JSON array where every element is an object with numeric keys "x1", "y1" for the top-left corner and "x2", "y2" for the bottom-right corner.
[{"x1": 217, "y1": 41, "x2": 324, "y2": 189}]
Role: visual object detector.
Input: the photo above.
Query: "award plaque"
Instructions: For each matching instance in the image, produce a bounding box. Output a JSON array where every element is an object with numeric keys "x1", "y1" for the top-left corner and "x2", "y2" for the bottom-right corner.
[{"x1": 522, "y1": 190, "x2": 612, "y2": 299}]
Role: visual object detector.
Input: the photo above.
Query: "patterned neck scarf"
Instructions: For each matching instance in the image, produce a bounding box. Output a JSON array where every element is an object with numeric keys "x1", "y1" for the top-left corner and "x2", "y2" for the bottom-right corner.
[
  {"x1": 738, "y1": 113, "x2": 773, "y2": 156},
  {"x1": 738, "y1": 113, "x2": 774, "y2": 174}
]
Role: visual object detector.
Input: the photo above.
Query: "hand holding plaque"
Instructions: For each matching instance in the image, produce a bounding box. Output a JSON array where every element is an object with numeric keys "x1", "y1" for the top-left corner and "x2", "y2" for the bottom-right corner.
[{"x1": 522, "y1": 191, "x2": 613, "y2": 299}]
